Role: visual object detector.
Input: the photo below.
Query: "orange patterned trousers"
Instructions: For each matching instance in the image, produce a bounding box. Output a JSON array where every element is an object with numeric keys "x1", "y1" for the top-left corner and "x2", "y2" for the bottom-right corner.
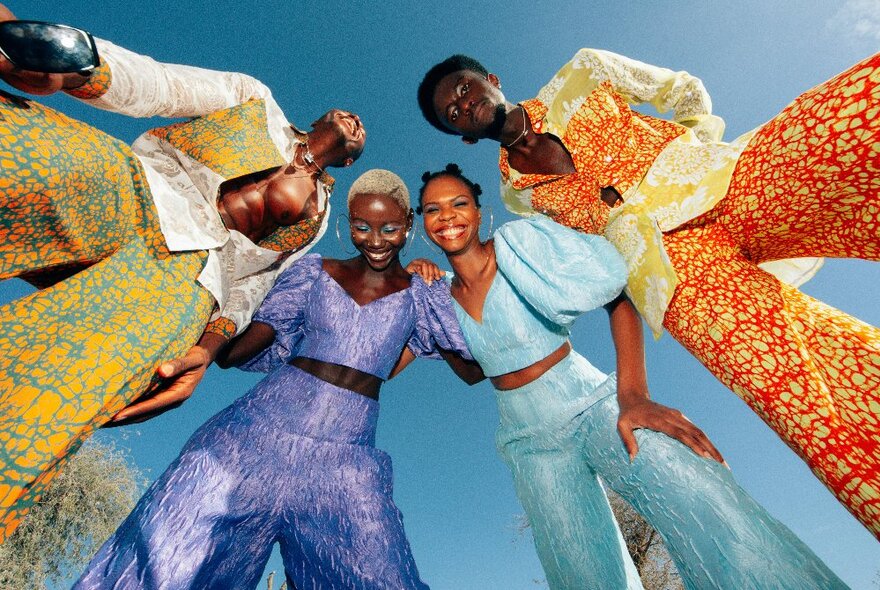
[
  {"x1": 0, "y1": 93, "x2": 214, "y2": 542},
  {"x1": 663, "y1": 54, "x2": 880, "y2": 538}
]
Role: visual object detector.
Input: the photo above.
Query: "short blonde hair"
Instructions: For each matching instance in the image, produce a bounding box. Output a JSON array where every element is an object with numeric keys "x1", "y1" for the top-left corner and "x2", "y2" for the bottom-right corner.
[{"x1": 347, "y1": 169, "x2": 410, "y2": 211}]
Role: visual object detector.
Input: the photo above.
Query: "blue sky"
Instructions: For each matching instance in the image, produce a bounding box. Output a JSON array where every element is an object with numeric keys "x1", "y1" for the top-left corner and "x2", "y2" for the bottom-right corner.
[{"x1": 3, "y1": 0, "x2": 879, "y2": 588}]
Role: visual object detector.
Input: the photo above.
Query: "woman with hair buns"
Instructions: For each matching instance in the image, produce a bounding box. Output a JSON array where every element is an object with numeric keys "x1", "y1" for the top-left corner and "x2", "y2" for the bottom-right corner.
[
  {"x1": 74, "y1": 169, "x2": 480, "y2": 590},
  {"x1": 418, "y1": 163, "x2": 847, "y2": 590}
]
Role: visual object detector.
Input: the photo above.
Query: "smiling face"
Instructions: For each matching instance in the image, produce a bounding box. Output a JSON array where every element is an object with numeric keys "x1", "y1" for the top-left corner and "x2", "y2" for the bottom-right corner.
[
  {"x1": 348, "y1": 192, "x2": 412, "y2": 271},
  {"x1": 312, "y1": 109, "x2": 367, "y2": 165},
  {"x1": 431, "y1": 70, "x2": 507, "y2": 140},
  {"x1": 420, "y1": 175, "x2": 482, "y2": 256}
]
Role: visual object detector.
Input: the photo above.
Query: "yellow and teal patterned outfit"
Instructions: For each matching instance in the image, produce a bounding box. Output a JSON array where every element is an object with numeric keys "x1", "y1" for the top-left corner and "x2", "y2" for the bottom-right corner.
[{"x1": 0, "y1": 39, "x2": 331, "y2": 541}]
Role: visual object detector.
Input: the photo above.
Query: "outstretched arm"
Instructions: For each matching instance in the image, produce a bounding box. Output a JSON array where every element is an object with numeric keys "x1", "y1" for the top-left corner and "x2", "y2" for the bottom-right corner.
[
  {"x1": 0, "y1": 3, "x2": 271, "y2": 115},
  {"x1": 555, "y1": 48, "x2": 725, "y2": 143},
  {"x1": 606, "y1": 294, "x2": 724, "y2": 464},
  {"x1": 105, "y1": 319, "x2": 277, "y2": 425}
]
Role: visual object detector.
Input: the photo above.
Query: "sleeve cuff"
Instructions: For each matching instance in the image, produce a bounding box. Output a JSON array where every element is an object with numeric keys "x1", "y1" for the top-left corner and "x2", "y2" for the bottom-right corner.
[
  {"x1": 203, "y1": 316, "x2": 237, "y2": 339},
  {"x1": 65, "y1": 58, "x2": 112, "y2": 100}
]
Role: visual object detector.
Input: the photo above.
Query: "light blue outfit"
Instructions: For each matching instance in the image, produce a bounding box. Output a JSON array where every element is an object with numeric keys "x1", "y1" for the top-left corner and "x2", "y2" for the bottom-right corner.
[{"x1": 451, "y1": 216, "x2": 847, "y2": 590}]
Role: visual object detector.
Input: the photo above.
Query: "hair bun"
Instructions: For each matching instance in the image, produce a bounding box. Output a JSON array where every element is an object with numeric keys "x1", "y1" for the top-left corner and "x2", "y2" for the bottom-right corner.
[
  {"x1": 444, "y1": 163, "x2": 461, "y2": 174},
  {"x1": 472, "y1": 183, "x2": 483, "y2": 197},
  {"x1": 421, "y1": 171, "x2": 432, "y2": 183}
]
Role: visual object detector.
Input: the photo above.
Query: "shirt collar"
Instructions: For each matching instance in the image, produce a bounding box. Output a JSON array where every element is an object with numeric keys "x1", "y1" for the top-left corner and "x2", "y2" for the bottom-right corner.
[{"x1": 499, "y1": 99, "x2": 570, "y2": 190}]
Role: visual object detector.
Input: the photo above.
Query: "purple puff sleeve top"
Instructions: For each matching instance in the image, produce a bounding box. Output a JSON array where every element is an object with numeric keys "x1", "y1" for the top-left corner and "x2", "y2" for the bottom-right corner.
[{"x1": 239, "y1": 254, "x2": 472, "y2": 378}]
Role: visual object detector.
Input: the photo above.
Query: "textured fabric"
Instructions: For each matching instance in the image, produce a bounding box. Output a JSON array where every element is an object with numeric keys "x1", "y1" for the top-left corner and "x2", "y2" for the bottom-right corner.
[
  {"x1": 496, "y1": 354, "x2": 848, "y2": 590},
  {"x1": 242, "y1": 254, "x2": 471, "y2": 377},
  {"x1": 454, "y1": 219, "x2": 845, "y2": 588},
  {"x1": 663, "y1": 230, "x2": 880, "y2": 539},
  {"x1": 660, "y1": 54, "x2": 880, "y2": 538},
  {"x1": 75, "y1": 38, "x2": 333, "y2": 333},
  {"x1": 74, "y1": 367, "x2": 428, "y2": 590},
  {"x1": 495, "y1": 49, "x2": 880, "y2": 537},
  {"x1": 76, "y1": 255, "x2": 472, "y2": 588},
  {"x1": 453, "y1": 217, "x2": 625, "y2": 376},
  {"x1": 0, "y1": 92, "x2": 215, "y2": 542},
  {"x1": 495, "y1": 49, "x2": 875, "y2": 334}
]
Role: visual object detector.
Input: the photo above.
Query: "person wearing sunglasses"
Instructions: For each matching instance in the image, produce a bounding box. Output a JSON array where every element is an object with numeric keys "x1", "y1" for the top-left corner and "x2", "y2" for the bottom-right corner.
[{"x1": 0, "y1": 4, "x2": 365, "y2": 542}]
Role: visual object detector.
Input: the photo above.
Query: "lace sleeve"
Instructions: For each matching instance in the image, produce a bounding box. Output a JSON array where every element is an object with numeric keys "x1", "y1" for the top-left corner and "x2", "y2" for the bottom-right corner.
[
  {"x1": 73, "y1": 38, "x2": 273, "y2": 119},
  {"x1": 564, "y1": 48, "x2": 725, "y2": 143}
]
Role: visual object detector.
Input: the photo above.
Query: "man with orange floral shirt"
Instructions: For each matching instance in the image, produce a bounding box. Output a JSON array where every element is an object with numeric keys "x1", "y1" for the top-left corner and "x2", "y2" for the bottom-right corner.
[{"x1": 418, "y1": 49, "x2": 880, "y2": 538}]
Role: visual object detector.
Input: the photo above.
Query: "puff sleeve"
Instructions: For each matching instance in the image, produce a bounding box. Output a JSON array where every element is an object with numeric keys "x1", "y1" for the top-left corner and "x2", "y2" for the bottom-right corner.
[
  {"x1": 494, "y1": 216, "x2": 627, "y2": 328},
  {"x1": 237, "y1": 254, "x2": 322, "y2": 372},
  {"x1": 406, "y1": 275, "x2": 474, "y2": 361}
]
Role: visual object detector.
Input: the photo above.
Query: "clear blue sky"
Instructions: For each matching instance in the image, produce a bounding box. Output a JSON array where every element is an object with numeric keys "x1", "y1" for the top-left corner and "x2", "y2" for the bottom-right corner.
[{"x1": 3, "y1": 1, "x2": 879, "y2": 588}]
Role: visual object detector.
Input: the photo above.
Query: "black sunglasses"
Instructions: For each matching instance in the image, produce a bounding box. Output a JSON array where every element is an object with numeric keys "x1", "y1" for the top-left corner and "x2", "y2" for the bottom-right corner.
[{"x1": 0, "y1": 20, "x2": 99, "y2": 75}]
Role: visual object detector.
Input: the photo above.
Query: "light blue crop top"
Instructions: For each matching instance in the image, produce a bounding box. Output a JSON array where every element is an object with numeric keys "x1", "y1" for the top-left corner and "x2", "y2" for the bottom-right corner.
[{"x1": 451, "y1": 216, "x2": 627, "y2": 377}]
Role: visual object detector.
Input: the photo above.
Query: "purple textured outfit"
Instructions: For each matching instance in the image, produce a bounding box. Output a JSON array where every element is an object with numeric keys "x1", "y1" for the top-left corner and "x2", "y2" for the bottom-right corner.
[{"x1": 75, "y1": 254, "x2": 469, "y2": 590}]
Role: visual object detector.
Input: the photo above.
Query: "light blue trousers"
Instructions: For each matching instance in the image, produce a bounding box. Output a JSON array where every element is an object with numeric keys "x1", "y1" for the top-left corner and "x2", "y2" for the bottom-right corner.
[{"x1": 495, "y1": 352, "x2": 848, "y2": 590}]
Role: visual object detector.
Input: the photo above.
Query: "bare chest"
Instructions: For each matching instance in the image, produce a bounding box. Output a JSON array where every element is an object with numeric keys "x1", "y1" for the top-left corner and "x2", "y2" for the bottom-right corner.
[{"x1": 217, "y1": 167, "x2": 318, "y2": 242}]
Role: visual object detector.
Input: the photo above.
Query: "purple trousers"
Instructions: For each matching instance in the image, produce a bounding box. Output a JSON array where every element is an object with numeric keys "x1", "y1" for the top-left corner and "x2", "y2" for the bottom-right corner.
[{"x1": 74, "y1": 365, "x2": 429, "y2": 590}]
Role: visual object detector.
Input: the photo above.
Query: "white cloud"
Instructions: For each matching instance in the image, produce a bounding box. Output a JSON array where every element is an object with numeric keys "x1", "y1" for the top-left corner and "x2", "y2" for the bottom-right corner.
[{"x1": 826, "y1": 0, "x2": 880, "y2": 43}]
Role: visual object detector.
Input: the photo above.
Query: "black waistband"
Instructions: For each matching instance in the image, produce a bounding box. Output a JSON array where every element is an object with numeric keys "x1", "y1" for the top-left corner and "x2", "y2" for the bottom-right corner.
[{"x1": 290, "y1": 357, "x2": 382, "y2": 400}]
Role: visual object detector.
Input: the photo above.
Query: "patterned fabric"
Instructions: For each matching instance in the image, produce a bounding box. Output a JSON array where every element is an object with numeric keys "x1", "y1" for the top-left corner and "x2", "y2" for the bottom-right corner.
[
  {"x1": 498, "y1": 48, "x2": 813, "y2": 334},
  {"x1": 241, "y1": 254, "x2": 471, "y2": 376},
  {"x1": 0, "y1": 90, "x2": 215, "y2": 542},
  {"x1": 0, "y1": 92, "x2": 162, "y2": 279},
  {"x1": 450, "y1": 220, "x2": 846, "y2": 588},
  {"x1": 259, "y1": 208, "x2": 327, "y2": 253},
  {"x1": 202, "y1": 315, "x2": 237, "y2": 339},
  {"x1": 661, "y1": 54, "x2": 880, "y2": 539},
  {"x1": 65, "y1": 57, "x2": 112, "y2": 100},
  {"x1": 75, "y1": 254, "x2": 473, "y2": 589},
  {"x1": 148, "y1": 99, "x2": 286, "y2": 181},
  {"x1": 75, "y1": 38, "x2": 332, "y2": 334}
]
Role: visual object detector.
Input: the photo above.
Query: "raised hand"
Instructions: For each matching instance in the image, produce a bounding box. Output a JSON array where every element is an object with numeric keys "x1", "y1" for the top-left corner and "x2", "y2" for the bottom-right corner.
[{"x1": 0, "y1": 5, "x2": 90, "y2": 95}]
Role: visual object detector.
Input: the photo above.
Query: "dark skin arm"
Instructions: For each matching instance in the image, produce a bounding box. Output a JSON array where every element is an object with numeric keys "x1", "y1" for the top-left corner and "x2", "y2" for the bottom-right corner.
[
  {"x1": 215, "y1": 321, "x2": 276, "y2": 368},
  {"x1": 390, "y1": 346, "x2": 485, "y2": 385},
  {"x1": 606, "y1": 294, "x2": 725, "y2": 464},
  {"x1": 107, "y1": 319, "x2": 280, "y2": 425}
]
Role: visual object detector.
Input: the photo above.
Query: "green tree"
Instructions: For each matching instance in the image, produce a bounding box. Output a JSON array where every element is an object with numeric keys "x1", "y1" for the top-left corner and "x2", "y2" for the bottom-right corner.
[{"x1": 0, "y1": 438, "x2": 143, "y2": 589}]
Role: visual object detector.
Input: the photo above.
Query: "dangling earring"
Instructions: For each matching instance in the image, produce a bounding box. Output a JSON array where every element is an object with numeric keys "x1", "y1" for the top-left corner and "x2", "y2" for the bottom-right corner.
[
  {"x1": 481, "y1": 208, "x2": 495, "y2": 240},
  {"x1": 401, "y1": 226, "x2": 417, "y2": 257},
  {"x1": 335, "y1": 214, "x2": 356, "y2": 255},
  {"x1": 419, "y1": 232, "x2": 440, "y2": 254}
]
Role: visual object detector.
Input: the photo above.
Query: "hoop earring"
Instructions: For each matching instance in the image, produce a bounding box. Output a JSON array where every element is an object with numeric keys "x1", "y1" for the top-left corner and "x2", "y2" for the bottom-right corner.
[
  {"x1": 401, "y1": 226, "x2": 417, "y2": 257},
  {"x1": 335, "y1": 214, "x2": 356, "y2": 255},
  {"x1": 419, "y1": 232, "x2": 440, "y2": 254},
  {"x1": 482, "y1": 208, "x2": 495, "y2": 240}
]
